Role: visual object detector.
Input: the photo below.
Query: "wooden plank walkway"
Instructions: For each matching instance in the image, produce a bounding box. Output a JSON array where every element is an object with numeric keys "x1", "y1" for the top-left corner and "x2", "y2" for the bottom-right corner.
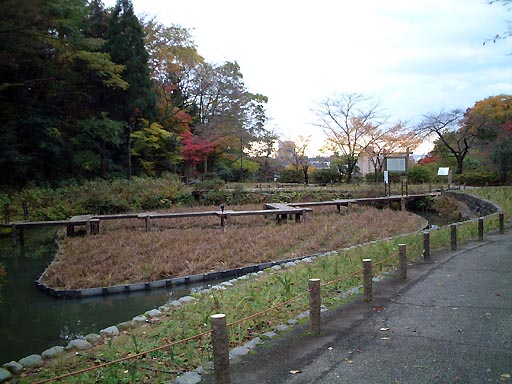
[{"x1": 2, "y1": 193, "x2": 438, "y2": 245}]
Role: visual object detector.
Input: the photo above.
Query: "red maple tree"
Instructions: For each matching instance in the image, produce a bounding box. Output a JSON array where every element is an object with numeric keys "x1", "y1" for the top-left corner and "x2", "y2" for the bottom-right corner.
[{"x1": 181, "y1": 130, "x2": 214, "y2": 166}]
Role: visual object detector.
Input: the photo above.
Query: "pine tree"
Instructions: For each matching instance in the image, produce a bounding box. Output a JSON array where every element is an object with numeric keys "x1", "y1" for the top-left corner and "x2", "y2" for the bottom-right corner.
[{"x1": 105, "y1": 0, "x2": 156, "y2": 179}]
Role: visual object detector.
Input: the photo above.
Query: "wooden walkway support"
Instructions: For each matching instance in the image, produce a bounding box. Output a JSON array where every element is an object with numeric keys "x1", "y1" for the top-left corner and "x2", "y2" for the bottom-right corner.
[{"x1": 0, "y1": 192, "x2": 439, "y2": 245}]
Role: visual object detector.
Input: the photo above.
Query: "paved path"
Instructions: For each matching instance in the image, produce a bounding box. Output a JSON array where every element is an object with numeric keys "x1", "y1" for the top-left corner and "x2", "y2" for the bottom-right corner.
[{"x1": 202, "y1": 229, "x2": 512, "y2": 383}]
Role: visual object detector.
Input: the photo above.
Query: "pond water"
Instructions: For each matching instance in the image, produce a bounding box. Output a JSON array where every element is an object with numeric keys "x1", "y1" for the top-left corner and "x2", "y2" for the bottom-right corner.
[
  {"x1": 0, "y1": 228, "x2": 215, "y2": 364},
  {"x1": 0, "y1": 206, "x2": 448, "y2": 364}
]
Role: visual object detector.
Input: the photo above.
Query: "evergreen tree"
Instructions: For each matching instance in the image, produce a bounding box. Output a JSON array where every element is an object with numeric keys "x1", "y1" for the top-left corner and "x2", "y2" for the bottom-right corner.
[{"x1": 105, "y1": 0, "x2": 157, "y2": 179}]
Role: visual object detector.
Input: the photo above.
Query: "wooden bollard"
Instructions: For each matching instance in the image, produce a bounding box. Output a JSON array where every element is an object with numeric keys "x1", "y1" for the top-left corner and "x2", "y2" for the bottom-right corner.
[
  {"x1": 144, "y1": 216, "x2": 151, "y2": 232},
  {"x1": 499, "y1": 213, "x2": 504, "y2": 234},
  {"x1": 398, "y1": 244, "x2": 407, "y2": 280},
  {"x1": 211, "y1": 314, "x2": 230, "y2": 384},
  {"x1": 450, "y1": 224, "x2": 457, "y2": 251},
  {"x1": 363, "y1": 259, "x2": 372, "y2": 302},
  {"x1": 400, "y1": 197, "x2": 406, "y2": 211},
  {"x1": 347, "y1": 202, "x2": 352, "y2": 214},
  {"x1": 309, "y1": 279, "x2": 321, "y2": 334},
  {"x1": 478, "y1": 218, "x2": 484, "y2": 241},
  {"x1": 423, "y1": 231, "x2": 430, "y2": 260}
]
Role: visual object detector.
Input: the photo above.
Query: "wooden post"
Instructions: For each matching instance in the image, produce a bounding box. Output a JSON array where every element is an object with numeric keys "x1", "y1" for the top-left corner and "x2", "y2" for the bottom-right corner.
[
  {"x1": 423, "y1": 231, "x2": 430, "y2": 260},
  {"x1": 336, "y1": 204, "x2": 341, "y2": 214},
  {"x1": 19, "y1": 227, "x2": 25, "y2": 246},
  {"x1": 400, "y1": 197, "x2": 406, "y2": 211},
  {"x1": 144, "y1": 216, "x2": 151, "y2": 232},
  {"x1": 347, "y1": 202, "x2": 352, "y2": 214},
  {"x1": 91, "y1": 219, "x2": 100, "y2": 235},
  {"x1": 86, "y1": 220, "x2": 91, "y2": 236},
  {"x1": 11, "y1": 224, "x2": 17, "y2": 247},
  {"x1": 363, "y1": 259, "x2": 372, "y2": 302},
  {"x1": 450, "y1": 224, "x2": 457, "y2": 251},
  {"x1": 309, "y1": 279, "x2": 321, "y2": 335},
  {"x1": 478, "y1": 218, "x2": 484, "y2": 241},
  {"x1": 398, "y1": 244, "x2": 407, "y2": 280},
  {"x1": 211, "y1": 314, "x2": 230, "y2": 384},
  {"x1": 499, "y1": 213, "x2": 504, "y2": 234},
  {"x1": 220, "y1": 214, "x2": 226, "y2": 227},
  {"x1": 295, "y1": 212, "x2": 301, "y2": 223}
]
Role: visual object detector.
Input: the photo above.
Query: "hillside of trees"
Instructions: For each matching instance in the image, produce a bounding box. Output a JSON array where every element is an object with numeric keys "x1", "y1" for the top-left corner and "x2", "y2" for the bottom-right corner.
[
  {"x1": 0, "y1": 0, "x2": 272, "y2": 186},
  {"x1": 1, "y1": 0, "x2": 510, "y2": 190}
]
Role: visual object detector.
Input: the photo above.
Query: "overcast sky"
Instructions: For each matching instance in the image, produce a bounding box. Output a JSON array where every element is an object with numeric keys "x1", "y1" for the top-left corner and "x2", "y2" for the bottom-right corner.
[{"x1": 104, "y1": 0, "x2": 511, "y2": 155}]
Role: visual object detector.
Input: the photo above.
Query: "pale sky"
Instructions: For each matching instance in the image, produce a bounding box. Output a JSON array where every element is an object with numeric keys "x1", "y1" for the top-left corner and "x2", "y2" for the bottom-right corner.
[{"x1": 104, "y1": 0, "x2": 512, "y2": 155}]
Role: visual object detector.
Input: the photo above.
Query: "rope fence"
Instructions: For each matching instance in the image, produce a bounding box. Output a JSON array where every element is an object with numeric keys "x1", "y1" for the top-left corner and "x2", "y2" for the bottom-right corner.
[{"x1": 31, "y1": 212, "x2": 505, "y2": 384}]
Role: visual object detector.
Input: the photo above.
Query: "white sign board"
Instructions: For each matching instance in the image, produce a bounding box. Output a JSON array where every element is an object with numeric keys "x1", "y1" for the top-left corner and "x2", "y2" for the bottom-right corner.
[
  {"x1": 384, "y1": 170, "x2": 389, "y2": 184},
  {"x1": 386, "y1": 157, "x2": 407, "y2": 172},
  {"x1": 437, "y1": 167, "x2": 450, "y2": 176}
]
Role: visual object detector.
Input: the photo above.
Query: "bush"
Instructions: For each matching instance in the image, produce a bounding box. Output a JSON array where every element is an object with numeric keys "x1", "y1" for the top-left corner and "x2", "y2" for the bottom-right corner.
[
  {"x1": 278, "y1": 169, "x2": 304, "y2": 183},
  {"x1": 310, "y1": 169, "x2": 340, "y2": 185},
  {"x1": 452, "y1": 171, "x2": 501, "y2": 186},
  {"x1": 192, "y1": 179, "x2": 225, "y2": 191},
  {"x1": 408, "y1": 166, "x2": 434, "y2": 184}
]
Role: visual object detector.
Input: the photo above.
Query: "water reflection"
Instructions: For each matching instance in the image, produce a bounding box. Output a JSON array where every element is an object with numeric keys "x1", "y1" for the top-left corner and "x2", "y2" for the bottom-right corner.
[{"x1": 0, "y1": 228, "x2": 214, "y2": 363}]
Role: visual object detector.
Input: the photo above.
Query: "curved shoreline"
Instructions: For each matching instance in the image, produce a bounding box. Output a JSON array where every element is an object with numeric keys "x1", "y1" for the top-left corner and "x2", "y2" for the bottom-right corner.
[{"x1": 34, "y1": 191, "x2": 499, "y2": 299}]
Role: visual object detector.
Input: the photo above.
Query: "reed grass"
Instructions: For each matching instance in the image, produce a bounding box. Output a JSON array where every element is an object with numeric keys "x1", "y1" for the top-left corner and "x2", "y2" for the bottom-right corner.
[{"x1": 42, "y1": 206, "x2": 426, "y2": 289}]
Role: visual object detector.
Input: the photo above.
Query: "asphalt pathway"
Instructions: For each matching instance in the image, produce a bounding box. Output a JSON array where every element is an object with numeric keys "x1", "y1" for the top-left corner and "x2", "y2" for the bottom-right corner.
[{"x1": 202, "y1": 229, "x2": 512, "y2": 384}]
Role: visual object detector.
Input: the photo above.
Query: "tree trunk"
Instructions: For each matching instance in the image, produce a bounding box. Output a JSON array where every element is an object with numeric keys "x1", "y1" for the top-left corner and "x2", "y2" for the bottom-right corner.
[
  {"x1": 127, "y1": 131, "x2": 132, "y2": 180},
  {"x1": 456, "y1": 156, "x2": 464, "y2": 174},
  {"x1": 101, "y1": 140, "x2": 106, "y2": 178}
]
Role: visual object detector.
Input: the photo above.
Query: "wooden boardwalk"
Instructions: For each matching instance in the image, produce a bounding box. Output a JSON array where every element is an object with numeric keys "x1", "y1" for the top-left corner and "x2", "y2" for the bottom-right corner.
[{"x1": 1, "y1": 193, "x2": 438, "y2": 246}]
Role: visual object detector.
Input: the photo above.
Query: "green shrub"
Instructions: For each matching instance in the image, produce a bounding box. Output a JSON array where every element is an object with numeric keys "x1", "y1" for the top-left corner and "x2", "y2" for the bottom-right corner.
[
  {"x1": 452, "y1": 171, "x2": 501, "y2": 186},
  {"x1": 193, "y1": 179, "x2": 225, "y2": 191},
  {"x1": 310, "y1": 169, "x2": 340, "y2": 184},
  {"x1": 408, "y1": 166, "x2": 434, "y2": 184},
  {"x1": 278, "y1": 169, "x2": 304, "y2": 183}
]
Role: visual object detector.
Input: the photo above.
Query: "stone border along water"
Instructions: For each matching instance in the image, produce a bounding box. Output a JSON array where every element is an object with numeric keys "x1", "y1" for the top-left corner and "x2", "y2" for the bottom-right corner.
[{"x1": 1, "y1": 192, "x2": 504, "y2": 382}]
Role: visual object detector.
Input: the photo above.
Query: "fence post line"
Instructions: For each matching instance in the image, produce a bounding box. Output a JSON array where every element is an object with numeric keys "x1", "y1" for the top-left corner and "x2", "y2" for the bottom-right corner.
[
  {"x1": 423, "y1": 231, "x2": 431, "y2": 260},
  {"x1": 309, "y1": 279, "x2": 321, "y2": 335},
  {"x1": 478, "y1": 218, "x2": 484, "y2": 241},
  {"x1": 398, "y1": 244, "x2": 407, "y2": 280},
  {"x1": 363, "y1": 259, "x2": 372, "y2": 302},
  {"x1": 499, "y1": 213, "x2": 504, "y2": 234},
  {"x1": 211, "y1": 314, "x2": 231, "y2": 384},
  {"x1": 450, "y1": 224, "x2": 457, "y2": 251}
]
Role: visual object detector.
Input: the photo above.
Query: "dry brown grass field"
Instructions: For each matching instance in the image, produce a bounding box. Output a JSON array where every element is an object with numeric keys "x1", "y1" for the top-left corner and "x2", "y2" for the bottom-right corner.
[{"x1": 42, "y1": 205, "x2": 426, "y2": 289}]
